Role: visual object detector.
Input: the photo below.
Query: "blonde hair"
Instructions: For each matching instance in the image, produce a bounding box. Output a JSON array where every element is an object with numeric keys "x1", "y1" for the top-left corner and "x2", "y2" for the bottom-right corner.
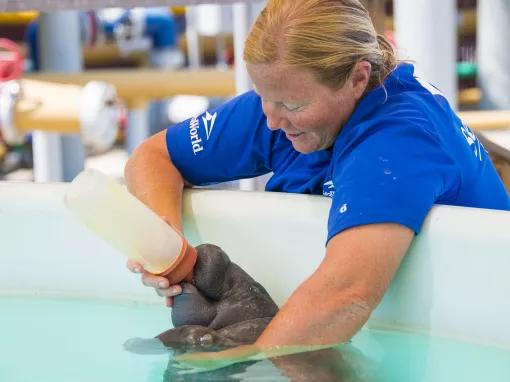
[{"x1": 244, "y1": 0, "x2": 397, "y2": 91}]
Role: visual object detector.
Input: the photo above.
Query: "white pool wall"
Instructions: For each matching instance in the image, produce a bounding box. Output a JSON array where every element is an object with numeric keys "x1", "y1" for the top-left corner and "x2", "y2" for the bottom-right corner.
[{"x1": 1, "y1": 182, "x2": 509, "y2": 349}]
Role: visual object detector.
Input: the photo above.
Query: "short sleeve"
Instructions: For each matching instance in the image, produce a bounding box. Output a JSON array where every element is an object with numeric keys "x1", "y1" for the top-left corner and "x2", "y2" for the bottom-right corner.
[
  {"x1": 327, "y1": 120, "x2": 459, "y2": 242},
  {"x1": 166, "y1": 91, "x2": 274, "y2": 185}
]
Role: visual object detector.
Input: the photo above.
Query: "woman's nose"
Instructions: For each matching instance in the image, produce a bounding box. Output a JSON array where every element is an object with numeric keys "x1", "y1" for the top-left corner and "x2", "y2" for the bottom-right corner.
[
  {"x1": 263, "y1": 101, "x2": 289, "y2": 131},
  {"x1": 267, "y1": 114, "x2": 284, "y2": 131}
]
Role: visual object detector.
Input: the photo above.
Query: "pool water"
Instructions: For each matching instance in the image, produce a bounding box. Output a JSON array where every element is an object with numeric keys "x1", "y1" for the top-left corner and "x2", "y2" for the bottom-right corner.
[
  {"x1": 1, "y1": 296, "x2": 509, "y2": 381},
  {"x1": 0, "y1": 296, "x2": 170, "y2": 382}
]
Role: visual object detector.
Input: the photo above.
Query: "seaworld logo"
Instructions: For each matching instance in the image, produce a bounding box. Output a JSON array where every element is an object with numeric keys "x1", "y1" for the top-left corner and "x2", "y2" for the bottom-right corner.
[
  {"x1": 189, "y1": 116, "x2": 203, "y2": 155},
  {"x1": 323, "y1": 180, "x2": 335, "y2": 198},
  {"x1": 189, "y1": 111, "x2": 218, "y2": 155},
  {"x1": 460, "y1": 122, "x2": 485, "y2": 162}
]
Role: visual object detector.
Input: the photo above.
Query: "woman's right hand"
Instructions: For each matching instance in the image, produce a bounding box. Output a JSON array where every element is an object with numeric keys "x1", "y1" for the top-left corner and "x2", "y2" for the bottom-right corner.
[{"x1": 126, "y1": 260, "x2": 183, "y2": 307}]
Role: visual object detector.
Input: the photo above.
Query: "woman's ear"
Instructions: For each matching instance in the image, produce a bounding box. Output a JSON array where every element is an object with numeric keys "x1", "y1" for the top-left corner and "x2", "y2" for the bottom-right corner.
[{"x1": 349, "y1": 61, "x2": 372, "y2": 100}]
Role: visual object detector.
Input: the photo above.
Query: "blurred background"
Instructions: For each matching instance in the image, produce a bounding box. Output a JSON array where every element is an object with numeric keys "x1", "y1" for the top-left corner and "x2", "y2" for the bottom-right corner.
[{"x1": 0, "y1": 0, "x2": 509, "y2": 191}]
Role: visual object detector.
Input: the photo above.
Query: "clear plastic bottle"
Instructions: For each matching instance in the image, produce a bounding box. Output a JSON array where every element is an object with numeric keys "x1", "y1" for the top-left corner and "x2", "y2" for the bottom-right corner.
[{"x1": 64, "y1": 169, "x2": 196, "y2": 284}]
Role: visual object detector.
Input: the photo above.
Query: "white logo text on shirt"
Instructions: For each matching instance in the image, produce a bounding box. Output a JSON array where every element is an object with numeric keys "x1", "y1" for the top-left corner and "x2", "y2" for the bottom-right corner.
[{"x1": 189, "y1": 116, "x2": 203, "y2": 155}]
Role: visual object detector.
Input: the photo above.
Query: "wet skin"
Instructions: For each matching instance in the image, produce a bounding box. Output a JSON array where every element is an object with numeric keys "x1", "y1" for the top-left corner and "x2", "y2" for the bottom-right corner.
[{"x1": 156, "y1": 244, "x2": 279, "y2": 348}]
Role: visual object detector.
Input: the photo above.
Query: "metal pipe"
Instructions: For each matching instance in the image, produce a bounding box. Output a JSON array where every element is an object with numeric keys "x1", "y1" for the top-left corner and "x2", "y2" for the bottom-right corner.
[
  {"x1": 232, "y1": 3, "x2": 251, "y2": 96},
  {"x1": 477, "y1": 0, "x2": 510, "y2": 110},
  {"x1": 125, "y1": 106, "x2": 150, "y2": 154},
  {"x1": 32, "y1": 131, "x2": 63, "y2": 181},
  {"x1": 37, "y1": 11, "x2": 85, "y2": 182},
  {"x1": 185, "y1": 6, "x2": 202, "y2": 69},
  {"x1": 233, "y1": 2, "x2": 255, "y2": 191},
  {"x1": 394, "y1": 0, "x2": 457, "y2": 108}
]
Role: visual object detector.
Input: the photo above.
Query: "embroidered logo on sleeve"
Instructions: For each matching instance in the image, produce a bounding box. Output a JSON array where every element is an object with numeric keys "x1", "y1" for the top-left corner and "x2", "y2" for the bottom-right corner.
[
  {"x1": 417, "y1": 77, "x2": 486, "y2": 162},
  {"x1": 460, "y1": 122, "x2": 485, "y2": 162},
  {"x1": 189, "y1": 111, "x2": 218, "y2": 155},
  {"x1": 323, "y1": 180, "x2": 335, "y2": 198},
  {"x1": 189, "y1": 116, "x2": 203, "y2": 155},
  {"x1": 202, "y1": 111, "x2": 217, "y2": 140}
]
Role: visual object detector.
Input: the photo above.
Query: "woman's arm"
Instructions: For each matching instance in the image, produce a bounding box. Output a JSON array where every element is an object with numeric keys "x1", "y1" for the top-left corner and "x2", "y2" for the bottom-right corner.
[
  {"x1": 176, "y1": 223, "x2": 414, "y2": 369},
  {"x1": 255, "y1": 222, "x2": 414, "y2": 346},
  {"x1": 124, "y1": 130, "x2": 188, "y2": 298},
  {"x1": 124, "y1": 130, "x2": 187, "y2": 232}
]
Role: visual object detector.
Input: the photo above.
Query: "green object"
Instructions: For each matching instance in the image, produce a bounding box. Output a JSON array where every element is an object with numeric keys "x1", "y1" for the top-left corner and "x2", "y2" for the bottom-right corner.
[{"x1": 457, "y1": 61, "x2": 478, "y2": 79}]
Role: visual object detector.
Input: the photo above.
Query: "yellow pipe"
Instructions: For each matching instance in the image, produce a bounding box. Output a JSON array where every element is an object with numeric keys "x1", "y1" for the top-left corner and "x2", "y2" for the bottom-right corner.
[
  {"x1": 0, "y1": 11, "x2": 38, "y2": 25},
  {"x1": 24, "y1": 68, "x2": 236, "y2": 102},
  {"x1": 83, "y1": 36, "x2": 234, "y2": 67},
  {"x1": 458, "y1": 87, "x2": 481, "y2": 106},
  {"x1": 31, "y1": 63, "x2": 478, "y2": 108},
  {"x1": 458, "y1": 9, "x2": 477, "y2": 37},
  {"x1": 15, "y1": 79, "x2": 82, "y2": 134},
  {"x1": 0, "y1": 142, "x2": 7, "y2": 160},
  {"x1": 459, "y1": 110, "x2": 510, "y2": 130},
  {"x1": 83, "y1": 43, "x2": 148, "y2": 67},
  {"x1": 127, "y1": 99, "x2": 148, "y2": 110},
  {"x1": 179, "y1": 35, "x2": 234, "y2": 58},
  {"x1": 171, "y1": 7, "x2": 186, "y2": 16}
]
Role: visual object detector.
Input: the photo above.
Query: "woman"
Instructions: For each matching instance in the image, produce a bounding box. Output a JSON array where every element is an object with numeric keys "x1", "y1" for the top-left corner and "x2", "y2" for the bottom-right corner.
[{"x1": 125, "y1": 0, "x2": 509, "y2": 350}]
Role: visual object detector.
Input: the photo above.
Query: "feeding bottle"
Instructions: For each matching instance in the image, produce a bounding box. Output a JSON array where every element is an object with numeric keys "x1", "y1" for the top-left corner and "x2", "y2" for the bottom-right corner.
[{"x1": 64, "y1": 169, "x2": 196, "y2": 284}]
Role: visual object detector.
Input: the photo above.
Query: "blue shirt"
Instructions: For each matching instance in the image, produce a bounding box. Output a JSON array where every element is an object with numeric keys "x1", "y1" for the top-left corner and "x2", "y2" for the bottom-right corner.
[{"x1": 166, "y1": 64, "x2": 510, "y2": 243}]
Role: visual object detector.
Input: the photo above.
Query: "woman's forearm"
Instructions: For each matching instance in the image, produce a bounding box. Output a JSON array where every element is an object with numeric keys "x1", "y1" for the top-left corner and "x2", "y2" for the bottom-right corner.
[
  {"x1": 124, "y1": 131, "x2": 186, "y2": 232},
  {"x1": 256, "y1": 224, "x2": 414, "y2": 346},
  {"x1": 255, "y1": 275, "x2": 373, "y2": 346}
]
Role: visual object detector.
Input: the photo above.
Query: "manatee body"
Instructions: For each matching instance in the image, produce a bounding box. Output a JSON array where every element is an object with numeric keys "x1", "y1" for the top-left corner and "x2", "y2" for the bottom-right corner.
[{"x1": 156, "y1": 244, "x2": 278, "y2": 347}]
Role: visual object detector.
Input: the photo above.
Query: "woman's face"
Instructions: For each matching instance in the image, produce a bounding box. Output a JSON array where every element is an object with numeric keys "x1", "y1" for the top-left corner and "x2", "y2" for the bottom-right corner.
[{"x1": 247, "y1": 62, "x2": 365, "y2": 153}]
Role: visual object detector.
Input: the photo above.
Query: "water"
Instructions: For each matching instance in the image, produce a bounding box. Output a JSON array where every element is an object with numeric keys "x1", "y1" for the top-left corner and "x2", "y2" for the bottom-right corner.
[
  {"x1": 0, "y1": 296, "x2": 170, "y2": 382},
  {"x1": 1, "y1": 296, "x2": 509, "y2": 382}
]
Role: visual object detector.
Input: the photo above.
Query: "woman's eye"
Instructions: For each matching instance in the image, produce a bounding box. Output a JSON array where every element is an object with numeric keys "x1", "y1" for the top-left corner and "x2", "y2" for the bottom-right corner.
[{"x1": 283, "y1": 103, "x2": 303, "y2": 112}]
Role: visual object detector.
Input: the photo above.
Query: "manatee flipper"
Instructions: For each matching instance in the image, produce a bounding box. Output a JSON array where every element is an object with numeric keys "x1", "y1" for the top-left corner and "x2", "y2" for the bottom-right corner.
[{"x1": 171, "y1": 283, "x2": 216, "y2": 327}]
